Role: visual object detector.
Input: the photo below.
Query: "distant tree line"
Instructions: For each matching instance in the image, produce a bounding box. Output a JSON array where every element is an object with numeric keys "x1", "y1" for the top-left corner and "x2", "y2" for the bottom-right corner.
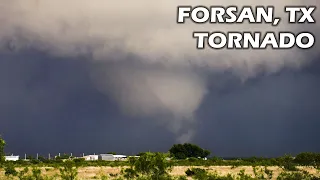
[
  {"x1": 1, "y1": 135, "x2": 320, "y2": 169},
  {"x1": 169, "y1": 143, "x2": 210, "y2": 159}
]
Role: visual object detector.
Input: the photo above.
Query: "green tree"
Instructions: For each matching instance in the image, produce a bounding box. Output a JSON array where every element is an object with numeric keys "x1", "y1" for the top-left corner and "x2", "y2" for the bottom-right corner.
[
  {"x1": 279, "y1": 154, "x2": 297, "y2": 171},
  {"x1": 124, "y1": 152, "x2": 172, "y2": 179},
  {"x1": 17, "y1": 167, "x2": 29, "y2": 180},
  {"x1": 4, "y1": 163, "x2": 18, "y2": 177},
  {"x1": 294, "y1": 152, "x2": 320, "y2": 166},
  {"x1": 169, "y1": 143, "x2": 210, "y2": 159},
  {"x1": 277, "y1": 171, "x2": 318, "y2": 180},
  {"x1": 0, "y1": 135, "x2": 5, "y2": 162},
  {"x1": 59, "y1": 160, "x2": 78, "y2": 180},
  {"x1": 31, "y1": 167, "x2": 44, "y2": 180}
]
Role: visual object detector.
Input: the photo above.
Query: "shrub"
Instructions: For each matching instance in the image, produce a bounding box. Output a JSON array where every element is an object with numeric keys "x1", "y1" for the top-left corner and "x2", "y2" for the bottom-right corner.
[
  {"x1": 237, "y1": 169, "x2": 255, "y2": 180},
  {"x1": 122, "y1": 168, "x2": 138, "y2": 179},
  {"x1": 59, "y1": 160, "x2": 78, "y2": 180},
  {"x1": 185, "y1": 168, "x2": 207, "y2": 179},
  {"x1": 121, "y1": 152, "x2": 172, "y2": 180},
  {"x1": 253, "y1": 166, "x2": 266, "y2": 179},
  {"x1": 279, "y1": 155, "x2": 297, "y2": 171},
  {"x1": 0, "y1": 136, "x2": 5, "y2": 162},
  {"x1": 176, "y1": 176, "x2": 187, "y2": 180},
  {"x1": 4, "y1": 163, "x2": 18, "y2": 177},
  {"x1": 17, "y1": 167, "x2": 29, "y2": 180},
  {"x1": 31, "y1": 167, "x2": 44, "y2": 180},
  {"x1": 185, "y1": 168, "x2": 195, "y2": 176},
  {"x1": 277, "y1": 171, "x2": 319, "y2": 180},
  {"x1": 135, "y1": 152, "x2": 172, "y2": 177},
  {"x1": 264, "y1": 166, "x2": 273, "y2": 180}
]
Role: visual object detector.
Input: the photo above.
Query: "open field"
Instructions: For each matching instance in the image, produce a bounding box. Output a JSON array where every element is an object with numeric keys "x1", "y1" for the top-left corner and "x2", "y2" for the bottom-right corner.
[{"x1": 0, "y1": 166, "x2": 319, "y2": 180}]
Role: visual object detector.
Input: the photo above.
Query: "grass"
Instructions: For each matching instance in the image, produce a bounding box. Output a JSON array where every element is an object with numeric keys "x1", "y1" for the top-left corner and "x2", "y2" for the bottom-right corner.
[{"x1": 0, "y1": 166, "x2": 319, "y2": 180}]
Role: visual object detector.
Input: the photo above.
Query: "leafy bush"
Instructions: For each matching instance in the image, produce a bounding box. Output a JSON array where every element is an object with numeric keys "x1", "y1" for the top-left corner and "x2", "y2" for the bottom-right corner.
[
  {"x1": 0, "y1": 136, "x2": 5, "y2": 162},
  {"x1": 264, "y1": 166, "x2": 273, "y2": 180},
  {"x1": 185, "y1": 168, "x2": 195, "y2": 176},
  {"x1": 31, "y1": 167, "x2": 44, "y2": 180},
  {"x1": 185, "y1": 168, "x2": 207, "y2": 179},
  {"x1": 122, "y1": 168, "x2": 138, "y2": 179},
  {"x1": 294, "y1": 152, "x2": 320, "y2": 168},
  {"x1": 4, "y1": 163, "x2": 18, "y2": 177},
  {"x1": 237, "y1": 169, "x2": 255, "y2": 180},
  {"x1": 185, "y1": 168, "x2": 236, "y2": 180},
  {"x1": 17, "y1": 167, "x2": 29, "y2": 180},
  {"x1": 176, "y1": 175, "x2": 187, "y2": 180},
  {"x1": 279, "y1": 155, "x2": 297, "y2": 171},
  {"x1": 277, "y1": 170, "x2": 319, "y2": 180},
  {"x1": 59, "y1": 160, "x2": 78, "y2": 180},
  {"x1": 121, "y1": 152, "x2": 173, "y2": 180}
]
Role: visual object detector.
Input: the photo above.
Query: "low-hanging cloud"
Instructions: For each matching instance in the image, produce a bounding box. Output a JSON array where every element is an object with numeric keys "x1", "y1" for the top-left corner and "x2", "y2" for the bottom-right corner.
[{"x1": 0, "y1": 0, "x2": 319, "y2": 142}]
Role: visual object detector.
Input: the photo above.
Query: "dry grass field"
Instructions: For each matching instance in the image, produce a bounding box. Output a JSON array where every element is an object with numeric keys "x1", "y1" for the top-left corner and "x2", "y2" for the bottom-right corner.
[{"x1": 0, "y1": 166, "x2": 319, "y2": 179}]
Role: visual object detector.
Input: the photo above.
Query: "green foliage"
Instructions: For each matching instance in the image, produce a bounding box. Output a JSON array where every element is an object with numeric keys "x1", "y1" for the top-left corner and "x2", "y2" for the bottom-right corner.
[
  {"x1": 277, "y1": 170, "x2": 320, "y2": 180},
  {"x1": 56, "y1": 154, "x2": 72, "y2": 160},
  {"x1": 122, "y1": 152, "x2": 172, "y2": 180},
  {"x1": 185, "y1": 168, "x2": 236, "y2": 180},
  {"x1": 237, "y1": 169, "x2": 255, "y2": 180},
  {"x1": 59, "y1": 160, "x2": 78, "y2": 180},
  {"x1": 135, "y1": 152, "x2": 172, "y2": 177},
  {"x1": 122, "y1": 168, "x2": 139, "y2": 179},
  {"x1": 137, "y1": 152, "x2": 146, "y2": 156},
  {"x1": 31, "y1": 167, "x2": 44, "y2": 180},
  {"x1": 176, "y1": 175, "x2": 187, "y2": 180},
  {"x1": 5, "y1": 165, "x2": 53, "y2": 180},
  {"x1": 5, "y1": 163, "x2": 18, "y2": 177},
  {"x1": 73, "y1": 158, "x2": 85, "y2": 165},
  {"x1": 294, "y1": 152, "x2": 320, "y2": 168},
  {"x1": 252, "y1": 166, "x2": 265, "y2": 179},
  {"x1": 185, "y1": 168, "x2": 208, "y2": 177},
  {"x1": 169, "y1": 143, "x2": 210, "y2": 159},
  {"x1": 279, "y1": 154, "x2": 297, "y2": 171},
  {"x1": 17, "y1": 167, "x2": 30, "y2": 180},
  {"x1": 210, "y1": 173, "x2": 235, "y2": 180},
  {"x1": 185, "y1": 168, "x2": 195, "y2": 176},
  {"x1": 9, "y1": 151, "x2": 319, "y2": 168},
  {"x1": 250, "y1": 166, "x2": 274, "y2": 180},
  {"x1": 188, "y1": 157, "x2": 198, "y2": 162},
  {"x1": 264, "y1": 166, "x2": 273, "y2": 180},
  {"x1": 0, "y1": 135, "x2": 5, "y2": 162},
  {"x1": 186, "y1": 168, "x2": 208, "y2": 179}
]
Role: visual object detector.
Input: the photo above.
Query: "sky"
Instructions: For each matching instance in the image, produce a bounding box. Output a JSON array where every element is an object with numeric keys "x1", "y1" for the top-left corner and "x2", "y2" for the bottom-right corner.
[{"x1": 0, "y1": 0, "x2": 319, "y2": 158}]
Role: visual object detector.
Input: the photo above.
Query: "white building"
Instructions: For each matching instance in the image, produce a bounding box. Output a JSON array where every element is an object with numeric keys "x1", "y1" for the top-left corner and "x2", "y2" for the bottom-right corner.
[
  {"x1": 98, "y1": 154, "x2": 127, "y2": 161},
  {"x1": 113, "y1": 155, "x2": 127, "y2": 161},
  {"x1": 83, "y1": 155, "x2": 99, "y2": 161},
  {"x1": 5, "y1": 155, "x2": 19, "y2": 161}
]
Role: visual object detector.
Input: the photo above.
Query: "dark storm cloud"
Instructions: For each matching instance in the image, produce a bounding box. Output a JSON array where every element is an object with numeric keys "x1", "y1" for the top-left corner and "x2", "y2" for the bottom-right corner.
[
  {"x1": 0, "y1": 0, "x2": 319, "y2": 157},
  {"x1": 0, "y1": 50, "x2": 319, "y2": 157},
  {"x1": 195, "y1": 61, "x2": 320, "y2": 157},
  {"x1": 0, "y1": 51, "x2": 177, "y2": 156}
]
